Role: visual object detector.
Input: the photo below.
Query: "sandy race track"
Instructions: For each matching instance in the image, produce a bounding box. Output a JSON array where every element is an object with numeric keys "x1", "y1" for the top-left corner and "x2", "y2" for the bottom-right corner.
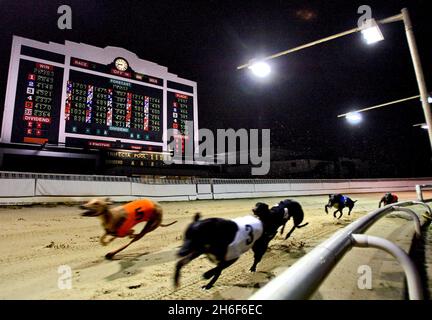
[{"x1": 0, "y1": 192, "x2": 425, "y2": 300}]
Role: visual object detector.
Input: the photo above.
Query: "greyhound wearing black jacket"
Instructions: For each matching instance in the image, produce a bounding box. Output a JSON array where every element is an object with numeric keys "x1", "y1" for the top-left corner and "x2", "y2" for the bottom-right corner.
[
  {"x1": 253, "y1": 200, "x2": 309, "y2": 240},
  {"x1": 175, "y1": 213, "x2": 265, "y2": 290},
  {"x1": 325, "y1": 194, "x2": 357, "y2": 219}
]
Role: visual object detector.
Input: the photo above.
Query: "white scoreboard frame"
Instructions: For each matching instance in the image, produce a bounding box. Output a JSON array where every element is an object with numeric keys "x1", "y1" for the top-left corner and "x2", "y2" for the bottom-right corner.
[{"x1": 1, "y1": 36, "x2": 199, "y2": 164}]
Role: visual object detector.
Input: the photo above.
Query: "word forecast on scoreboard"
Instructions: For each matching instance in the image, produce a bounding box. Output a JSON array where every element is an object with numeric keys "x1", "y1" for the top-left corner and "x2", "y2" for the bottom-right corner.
[{"x1": 1, "y1": 36, "x2": 198, "y2": 156}]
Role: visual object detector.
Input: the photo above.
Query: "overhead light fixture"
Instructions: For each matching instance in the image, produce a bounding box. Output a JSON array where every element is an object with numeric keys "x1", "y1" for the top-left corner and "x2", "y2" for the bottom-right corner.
[
  {"x1": 413, "y1": 123, "x2": 429, "y2": 129},
  {"x1": 418, "y1": 96, "x2": 432, "y2": 103},
  {"x1": 346, "y1": 112, "x2": 363, "y2": 125},
  {"x1": 249, "y1": 61, "x2": 271, "y2": 78},
  {"x1": 360, "y1": 18, "x2": 384, "y2": 45}
]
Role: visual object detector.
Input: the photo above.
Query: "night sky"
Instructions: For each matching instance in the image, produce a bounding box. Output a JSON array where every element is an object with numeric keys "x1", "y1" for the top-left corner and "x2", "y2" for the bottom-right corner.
[{"x1": 0, "y1": 0, "x2": 431, "y2": 176}]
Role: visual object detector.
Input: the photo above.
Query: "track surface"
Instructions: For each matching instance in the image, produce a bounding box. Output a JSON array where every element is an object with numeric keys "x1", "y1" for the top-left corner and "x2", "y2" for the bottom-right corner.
[{"x1": 0, "y1": 192, "x2": 423, "y2": 299}]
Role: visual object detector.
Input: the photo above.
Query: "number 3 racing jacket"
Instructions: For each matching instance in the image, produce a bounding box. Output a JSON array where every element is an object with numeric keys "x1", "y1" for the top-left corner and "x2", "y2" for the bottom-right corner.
[{"x1": 225, "y1": 215, "x2": 263, "y2": 261}]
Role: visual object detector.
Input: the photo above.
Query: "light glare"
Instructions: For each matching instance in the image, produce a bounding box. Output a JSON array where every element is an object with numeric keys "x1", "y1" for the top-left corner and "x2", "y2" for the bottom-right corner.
[
  {"x1": 249, "y1": 61, "x2": 271, "y2": 78},
  {"x1": 361, "y1": 19, "x2": 384, "y2": 45},
  {"x1": 346, "y1": 112, "x2": 362, "y2": 125}
]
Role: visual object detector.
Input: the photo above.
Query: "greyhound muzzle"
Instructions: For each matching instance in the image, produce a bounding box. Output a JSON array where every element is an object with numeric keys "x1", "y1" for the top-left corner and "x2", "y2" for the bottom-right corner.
[{"x1": 80, "y1": 205, "x2": 98, "y2": 217}]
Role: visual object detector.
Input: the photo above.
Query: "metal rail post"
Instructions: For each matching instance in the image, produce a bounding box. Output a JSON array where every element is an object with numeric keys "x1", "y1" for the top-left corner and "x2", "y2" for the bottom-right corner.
[
  {"x1": 351, "y1": 234, "x2": 424, "y2": 300},
  {"x1": 391, "y1": 206, "x2": 422, "y2": 238}
]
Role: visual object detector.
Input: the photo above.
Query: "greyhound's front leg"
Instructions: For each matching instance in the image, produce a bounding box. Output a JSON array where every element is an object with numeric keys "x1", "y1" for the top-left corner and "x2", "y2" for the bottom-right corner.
[
  {"x1": 250, "y1": 236, "x2": 270, "y2": 272},
  {"x1": 203, "y1": 267, "x2": 218, "y2": 279},
  {"x1": 100, "y1": 233, "x2": 115, "y2": 246},
  {"x1": 280, "y1": 222, "x2": 286, "y2": 235},
  {"x1": 105, "y1": 220, "x2": 160, "y2": 259},
  {"x1": 285, "y1": 225, "x2": 296, "y2": 240},
  {"x1": 333, "y1": 210, "x2": 339, "y2": 218},
  {"x1": 203, "y1": 259, "x2": 237, "y2": 290}
]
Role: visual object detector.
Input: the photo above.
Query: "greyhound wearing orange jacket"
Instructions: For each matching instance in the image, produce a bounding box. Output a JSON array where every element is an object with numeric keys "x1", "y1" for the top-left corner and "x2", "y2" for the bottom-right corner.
[{"x1": 80, "y1": 198, "x2": 176, "y2": 259}]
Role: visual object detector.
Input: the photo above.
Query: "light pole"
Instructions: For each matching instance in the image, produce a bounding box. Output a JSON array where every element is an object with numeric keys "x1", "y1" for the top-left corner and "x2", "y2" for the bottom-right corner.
[
  {"x1": 337, "y1": 95, "x2": 422, "y2": 118},
  {"x1": 238, "y1": 8, "x2": 432, "y2": 152},
  {"x1": 401, "y1": 8, "x2": 432, "y2": 151}
]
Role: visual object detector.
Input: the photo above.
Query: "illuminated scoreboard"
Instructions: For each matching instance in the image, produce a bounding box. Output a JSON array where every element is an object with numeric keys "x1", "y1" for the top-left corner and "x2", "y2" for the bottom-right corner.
[{"x1": 1, "y1": 36, "x2": 198, "y2": 163}]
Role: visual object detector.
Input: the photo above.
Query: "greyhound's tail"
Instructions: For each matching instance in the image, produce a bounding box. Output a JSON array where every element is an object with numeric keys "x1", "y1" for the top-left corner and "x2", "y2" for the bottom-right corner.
[
  {"x1": 160, "y1": 220, "x2": 178, "y2": 227},
  {"x1": 353, "y1": 200, "x2": 358, "y2": 203},
  {"x1": 297, "y1": 222, "x2": 309, "y2": 228}
]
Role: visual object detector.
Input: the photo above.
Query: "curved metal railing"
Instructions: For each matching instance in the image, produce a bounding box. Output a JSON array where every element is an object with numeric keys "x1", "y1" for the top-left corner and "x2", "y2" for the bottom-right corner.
[{"x1": 249, "y1": 200, "x2": 432, "y2": 300}]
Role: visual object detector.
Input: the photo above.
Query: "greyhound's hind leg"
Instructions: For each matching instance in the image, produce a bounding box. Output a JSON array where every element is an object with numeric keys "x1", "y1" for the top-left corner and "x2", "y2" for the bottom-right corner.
[{"x1": 175, "y1": 251, "x2": 200, "y2": 288}]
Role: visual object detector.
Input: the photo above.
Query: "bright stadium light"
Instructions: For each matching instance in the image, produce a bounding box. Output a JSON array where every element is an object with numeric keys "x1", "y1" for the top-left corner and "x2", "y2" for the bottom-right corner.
[
  {"x1": 360, "y1": 18, "x2": 384, "y2": 44},
  {"x1": 419, "y1": 96, "x2": 432, "y2": 103},
  {"x1": 346, "y1": 112, "x2": 362, "y2": 125},
  {"x1": 236, "y1": 8, "x2": 432, "y2": 152},
  {"x1": 413, "y1": 123, "x2": 428, "y2": 129},
  {"x1": 249, "y1": 61, "x2": 271, "y2": 78}
]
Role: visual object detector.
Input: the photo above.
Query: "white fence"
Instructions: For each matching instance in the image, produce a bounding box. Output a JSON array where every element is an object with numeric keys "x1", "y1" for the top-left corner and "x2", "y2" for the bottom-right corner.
[{"x1": 0, "y1": 171, "x2": 431, "y2": 204}]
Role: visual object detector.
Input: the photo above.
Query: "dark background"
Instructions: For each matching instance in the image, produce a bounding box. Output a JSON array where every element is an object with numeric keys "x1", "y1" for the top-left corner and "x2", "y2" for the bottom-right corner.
[{"x1": 0, "y1": 0, "x2": 431, "y2": 177}]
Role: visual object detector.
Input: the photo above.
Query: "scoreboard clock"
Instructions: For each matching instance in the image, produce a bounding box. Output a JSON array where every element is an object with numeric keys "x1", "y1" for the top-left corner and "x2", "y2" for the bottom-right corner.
[
  {"x1": 114, "y1": 57, "x2": 129, "y2": 71},
  {"x1": 1, "y1": 36, "x2": 199, "y2": 164}
]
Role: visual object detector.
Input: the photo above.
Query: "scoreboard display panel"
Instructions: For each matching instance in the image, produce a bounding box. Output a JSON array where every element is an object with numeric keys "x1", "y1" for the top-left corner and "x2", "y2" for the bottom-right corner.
[
  {"x1": 65, "y1": 70, "x2": 163, "y2": 142},
  {"x1": 1, "y1": 36, "x2": 198, "y2": 163},
  {"x1": 11, "y1": 59, "x2": 63, "y2": 144},
  {"x1": 167, "y1": 92, "x2": 194, "y2": 157}
]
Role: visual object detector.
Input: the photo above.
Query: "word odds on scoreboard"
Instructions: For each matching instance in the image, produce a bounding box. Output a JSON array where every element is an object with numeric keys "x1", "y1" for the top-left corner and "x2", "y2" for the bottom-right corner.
[{"x1": 1, "y1": 36, "x2": 198, "y2": 156}]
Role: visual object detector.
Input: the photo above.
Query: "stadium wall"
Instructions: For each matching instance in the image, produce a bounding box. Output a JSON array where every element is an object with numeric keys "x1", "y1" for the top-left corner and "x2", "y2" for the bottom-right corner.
[{"x1": 0, "y1": 172, "x2": 431, "y2": 204}]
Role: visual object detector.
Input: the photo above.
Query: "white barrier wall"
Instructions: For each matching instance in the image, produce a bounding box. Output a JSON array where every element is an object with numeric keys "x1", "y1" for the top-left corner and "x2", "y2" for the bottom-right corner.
[
  {"x1": 196, "y1": 184, "x2": 213, "y2": 200},
  {"x1": 1, "y1": 176, "x2": 432, "y2": 203},
  {"x1": 0, "y1": 179, "x2": 35, "y2": 197},
  {"x1": 211, "y1": 179, "x2": 432, "y2": 199},
  {"x1": 36, "y1": 180, "x2": 131, "y2": 196},
  {"x1": 212, "y1": 183, "x2": 256, "y2": 199},
  {"x1": 131, "y1": 183, "x2": 197, "y2": 201}
]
